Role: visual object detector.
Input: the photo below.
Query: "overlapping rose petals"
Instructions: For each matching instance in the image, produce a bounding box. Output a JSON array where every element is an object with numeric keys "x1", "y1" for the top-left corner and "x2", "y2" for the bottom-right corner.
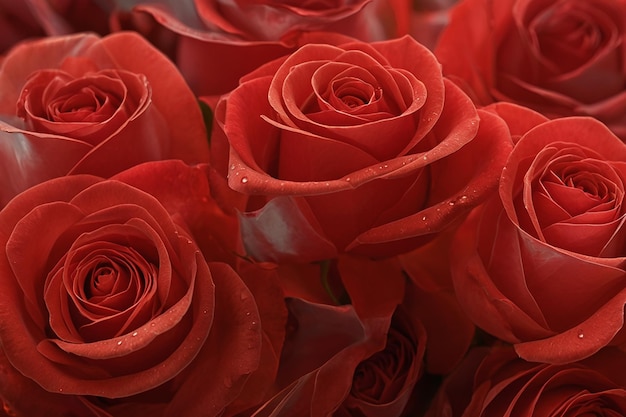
[
  {"x1": 0, "y1": 32, "x2": 209, "y2": 206},
  {"x1": 435, "y1": 0, "x2": 626, "y2": 139},
  {"x1": 0, "y1": 178, "x2": 215, "y2": 397},
  {"x1": 426, "y1": 346, "x2": 626, "y2": 417},
  {"x1": 215, "y1": 35, "x2": 511, "y2": 260},
  {"x1": 453, "y1": 115, "x2": 626, "y2": 364}
]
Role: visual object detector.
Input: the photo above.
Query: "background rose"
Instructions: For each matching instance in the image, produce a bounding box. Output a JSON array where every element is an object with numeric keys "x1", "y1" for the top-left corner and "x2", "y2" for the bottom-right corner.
[
  {"x1": 0, "y1": 31, "x2": 209, "y2": 207},
  {"x1": 435, "y1": 0, "x2": 626, "y2": 139},
  {"x1": 452, "y1": 106, "x2": 626, "y2": 364},
  {"x1": 0, "y1": 161, "x2": 285, "y2": 416},
  {"x1": 426, "y1": 346, "x2": 626, "y2": 417},
  {"x1": 211, "y1": 35, "x2": 512, "y2": 262},
  {"x1": 254, "y1": 253, "x2": 474, "y2": 416},
  {"x1": 25, "y1": 0, "x2": 113, "y2": 36},
  {"x1": 255, "y1": 256, "x2": 420, "y2": 416},
  {"x1": 110, "y1": 0, "x2": 411, "y2": 95},
  {"x1": 0, "y1": 1, "x2": 45, "y2": 53}
]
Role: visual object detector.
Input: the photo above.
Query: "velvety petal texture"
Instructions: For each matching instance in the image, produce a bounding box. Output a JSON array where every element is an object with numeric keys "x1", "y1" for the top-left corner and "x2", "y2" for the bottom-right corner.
[
  {"x1": 0, "y1": 31, "x2": 210, "y2": 207},
  {"x1": 212, "y1": 35, "x2": 512, "y2": 261},
  {"x1": 0, "y1": 161, "x2": 285, "y2": 417},
  {"x1": 426, "y1": 346, "x2": 626, "y2": 417},
  {"x1": 452, "y1": 111, "x2": 626, "y2": 364},
  {"x1": 435, "y1": 0, "x2": 626, "y2": 140}
]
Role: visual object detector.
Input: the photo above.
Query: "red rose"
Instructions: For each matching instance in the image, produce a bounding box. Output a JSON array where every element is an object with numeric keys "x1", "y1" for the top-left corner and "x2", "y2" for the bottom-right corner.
[
  {"x1": 0, "y1": 161, "x2": 286, "y2": 416},
  {"x1": 211, "y1": 35, "x2": 512, "y2": 262},
  {"x1": 427, "y1": 346, "x2": 626, "y2": 417},
  {"x1": 0, "y1": 32, "x2": 210, "y2": 207},
  {"x1": 435, "y1": 0, "x2": 626, "y2": 139},
  {"x1": 452, "y1": 105, "x2": 626, "y2": 364},
  {"x1": 115, "y1": 0, "x2": 411, "y2": 95}
]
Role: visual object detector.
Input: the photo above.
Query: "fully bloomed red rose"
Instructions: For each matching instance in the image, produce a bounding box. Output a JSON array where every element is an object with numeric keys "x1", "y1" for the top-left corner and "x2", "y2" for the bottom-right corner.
[
  {"x1": 114, "y1": 0, "x2": 411, "y2": 95},
  {"x1": 211, "y1": 35, "x2": 512, "y2": 262},
  {"x1": 426, "y1": 346, "x2": 626, "y2": 417},
  {"x1": 0, "y1": 31, "x2": 209, "y2": 207},
  {"x1": 452, "y1": 104, "x2": 626, "y2": 364},
  {"x1": 0, "y1": 161, "x2": 286, "y2": 417},
  {"x1": 435, "y1": 0, "x2": 626, "y2": 139}
]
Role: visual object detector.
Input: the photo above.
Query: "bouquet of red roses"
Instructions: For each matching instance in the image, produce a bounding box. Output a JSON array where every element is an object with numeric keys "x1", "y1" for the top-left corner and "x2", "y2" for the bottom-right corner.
[{"x1": 1, "y1": 0, "x2": 626, "y2": 416}]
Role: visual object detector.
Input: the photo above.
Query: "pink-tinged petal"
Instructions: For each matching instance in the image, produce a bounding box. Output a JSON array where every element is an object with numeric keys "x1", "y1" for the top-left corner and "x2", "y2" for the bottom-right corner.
[
  {"x1": 238, "y1": 196, "x2": 338, "y2": 263},
  {"x1": 0, "y1": 128, "x2": 93, "y2": 206}
]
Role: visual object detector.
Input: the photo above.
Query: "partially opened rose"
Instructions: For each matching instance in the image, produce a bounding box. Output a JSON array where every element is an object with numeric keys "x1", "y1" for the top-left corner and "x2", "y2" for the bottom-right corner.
[
  {"x1": 211, "y1": 35, "x2": 512, "y2": 261},
  {"x1": 0, "y1": 161, "x2": 285, "y2": 416},
  {"x1": 435, "y1": 0, "x2": 626, "y2": 139},
  {"x1": 0, "y1": 31, "x2": 209, "y2": 206},
  {"x1": 452, "y1": 108, "x2": 626, "y2": 364}
]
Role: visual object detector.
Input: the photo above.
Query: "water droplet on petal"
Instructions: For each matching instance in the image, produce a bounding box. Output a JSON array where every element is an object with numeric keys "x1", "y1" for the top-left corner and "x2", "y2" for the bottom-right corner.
[
  {"x1": 117, "y1": 340, "x2": 123, "y2": 346},
  {"x1": 203, "y1": 310, "x2": 209, "y2": 314},
  {"x1": 577, "y1": 330, "x2": 584, "y2": 339},
  {"x1": 449, "y1": 201, "x2": 455, "y2": 206},
  {"x1": 241, "y1": 177, "x2": 248, "y2": 184},
  {"x1": 132, "y1": 332, "x2": 138, "y2": 337},
  {"x1": 230, "y1": 164, "x2": 236, "y2": 170},
  {"x1": 422, "y1": 216, "x2": 427, "y2": 221},
  {"x1": 345, "y1": 177, "x2": 351, "y2": 182}
]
